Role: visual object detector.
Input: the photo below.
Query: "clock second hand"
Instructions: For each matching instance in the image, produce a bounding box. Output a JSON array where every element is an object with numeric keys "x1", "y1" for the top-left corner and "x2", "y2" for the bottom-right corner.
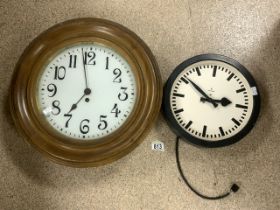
[{"x1": 186, "y1": 77, "x2": 218, "y2": 108}]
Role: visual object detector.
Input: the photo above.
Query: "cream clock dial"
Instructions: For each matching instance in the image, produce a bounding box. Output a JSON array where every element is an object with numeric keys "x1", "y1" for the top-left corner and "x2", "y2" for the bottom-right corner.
[
  {"x1": 163, "y1": 54, "x2": 260, "y2": 147},
  {"x1": 38, "y1": 44, "x2": 136, "y2": 140}
]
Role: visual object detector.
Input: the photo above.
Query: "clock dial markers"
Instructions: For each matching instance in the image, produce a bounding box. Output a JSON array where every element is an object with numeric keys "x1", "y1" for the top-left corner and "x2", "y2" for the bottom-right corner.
[
  {"x1": 202, "y1": 125, "x2": 207, "y2": 137},
  {"x1": 174, "y1": 108, "x2": 184, "y2": 114},
  {"x1": 236, "y1": 88, "x2": 246, "y2": 93},
  {"x1": 227, "y1": 73, "x2": 234, "y2": 81},
  {"x1": 219, "y1": 127, "x2": 225, "y2": 136},
  {"x1": 173, "y1": 93, "x2": 185, "y2": 97},
  {"x1": 235, "y1": 104, "x2": 248, "y2": 109},
  {"x1": 232, "y1": 118, "x2": 241, "y2": 126},
  {"x1": 212, "y1": 65, "x2": 217, "y2": 77},
  {"x1": 164, "y1": 54, "x2": 260, "y2": 147},
  {"x1": 181, "y1": 77, "x2": 189, "y2": 84},
  {"x1": 195, "y1": 67, "x2": 201, "y2": 76},
  {"x1": 185, "y1": 120, "x2": 193, "y2": 129}
]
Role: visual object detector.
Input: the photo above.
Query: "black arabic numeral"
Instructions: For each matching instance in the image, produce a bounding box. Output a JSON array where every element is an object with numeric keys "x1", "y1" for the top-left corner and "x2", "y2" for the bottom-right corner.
[
  {"x1": 118, "y1": 87, "x2": 128, "y2": 101},
  {"x1": 54, "y1": 66, "x2": 66, "y2": 80},
  {"x1": 63, "y1": 114, "x2": 72, "y2": 128},
  {"x1": 111, "y1": 103, "x2": 121, "y2": 118},
  {"x1": 113, "y1": 68, "x2": 122, "y2": 83},
  {"x1": 47, "y1": 83, "x2": 57, "y2": 97},
  {"x1": 51, "y1": 100, "x2": 61, "y2": 115},
  {"x1": 84, "y1": 51, "x2": 96, "y2": 65},
  {"x1": 80, "y1": 119, "x2": 90, "y2": 134},
  {"x1": 98, "y1": 115, "x2": 108, "y2": 130},
  {"x1": 69, "y1": 54, "x2": 77, "y2": 68}
]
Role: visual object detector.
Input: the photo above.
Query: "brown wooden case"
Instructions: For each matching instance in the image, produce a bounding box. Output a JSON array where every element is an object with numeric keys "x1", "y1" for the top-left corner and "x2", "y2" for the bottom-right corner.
[{"x1": 9, "y1": 18, "x2": 162, "y2": 167}]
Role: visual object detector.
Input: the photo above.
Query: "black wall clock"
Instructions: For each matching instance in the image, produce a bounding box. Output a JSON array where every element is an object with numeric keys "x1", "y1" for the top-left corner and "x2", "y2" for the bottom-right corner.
[{"x1": 163, "y1": 54, "x2": 260, "y2": 147}]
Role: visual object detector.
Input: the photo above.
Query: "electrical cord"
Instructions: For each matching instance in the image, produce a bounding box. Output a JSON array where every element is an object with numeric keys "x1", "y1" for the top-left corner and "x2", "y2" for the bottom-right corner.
[{"x1": 175, "y1": 136, "x2": 239, "y2": 200}]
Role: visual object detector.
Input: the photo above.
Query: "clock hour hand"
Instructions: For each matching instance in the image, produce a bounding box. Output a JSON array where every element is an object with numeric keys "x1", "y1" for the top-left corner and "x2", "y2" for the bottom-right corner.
[
  {"x1": 200, "y1": 97, "x2": 232, "y2": 107},
  {"x1": 186, "y1": 78, "x2": 218, "y2": 108},
  {"x1": 67, "y1": 88, "x2": 91, "y2": 113}
]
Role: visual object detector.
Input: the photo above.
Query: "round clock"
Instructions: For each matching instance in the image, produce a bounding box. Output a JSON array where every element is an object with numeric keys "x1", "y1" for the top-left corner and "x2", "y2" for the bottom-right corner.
[
  {"x1": 9, "y1": 18, "x2": 162, "y2": 167},
  {"x1": 163, "y1": 54, "x2": 260, "y2": 147}
]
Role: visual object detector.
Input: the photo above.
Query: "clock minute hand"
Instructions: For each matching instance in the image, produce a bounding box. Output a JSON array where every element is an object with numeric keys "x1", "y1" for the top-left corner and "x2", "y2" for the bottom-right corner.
[
  {"x1": 81, "y1": 48, "x2": 89, "y2": 89},
  {"x1": 186, "y1": 78, "x2": 218, "y2": 108}
]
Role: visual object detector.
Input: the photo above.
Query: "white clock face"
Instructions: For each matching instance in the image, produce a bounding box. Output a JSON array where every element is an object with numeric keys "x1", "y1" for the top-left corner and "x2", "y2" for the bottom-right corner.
[
  {"x1": 170, "y1": 60, "x2": 255, "y2": 141},
  {"x1": 37, "y1": 43, "x2": 137, "y2": 140}
]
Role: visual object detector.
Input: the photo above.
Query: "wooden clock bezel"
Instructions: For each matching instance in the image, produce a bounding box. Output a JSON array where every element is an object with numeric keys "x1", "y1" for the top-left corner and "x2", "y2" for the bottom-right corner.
[{"x1": 9, "y1": 18, "x2": 162, "y2": 167}]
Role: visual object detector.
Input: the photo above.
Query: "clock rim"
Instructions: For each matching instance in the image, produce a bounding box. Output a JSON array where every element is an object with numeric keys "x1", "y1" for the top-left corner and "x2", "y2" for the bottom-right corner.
[
  {"x1": 163, "y1": 54, "x2": 261, "y2": 148},
  {"x1": 9, "y1": 18, "x2": 162, "y2": 166}
]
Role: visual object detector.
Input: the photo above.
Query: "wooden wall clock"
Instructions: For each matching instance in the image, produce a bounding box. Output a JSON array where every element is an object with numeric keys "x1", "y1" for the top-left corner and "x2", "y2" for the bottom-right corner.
[
  {"x1": 9, "y1": 18, "x2": 162, "y2": 167},
  {"x1": 163, "y1": 54, "x2": 260, "y2": 147}
]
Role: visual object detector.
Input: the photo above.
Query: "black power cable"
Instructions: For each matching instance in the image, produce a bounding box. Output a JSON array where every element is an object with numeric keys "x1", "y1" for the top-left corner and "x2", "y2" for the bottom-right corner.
[{"x1": 175, "y1": 136, "x2": 239, "y2": 200}]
